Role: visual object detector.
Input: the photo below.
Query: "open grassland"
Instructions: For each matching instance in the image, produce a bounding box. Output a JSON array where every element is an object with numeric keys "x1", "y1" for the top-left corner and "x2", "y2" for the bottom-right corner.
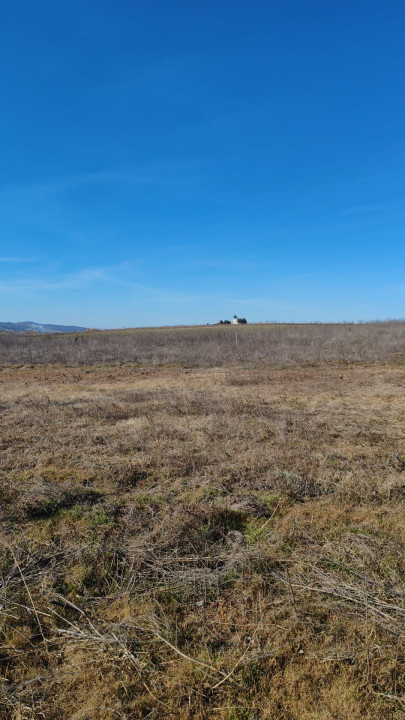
[
  {"x1": 0, "y1": 325, "x2": 404, "y2": 719},
  {"x1": 1, "y1": 320, "x2": 405, "y2": 366}
]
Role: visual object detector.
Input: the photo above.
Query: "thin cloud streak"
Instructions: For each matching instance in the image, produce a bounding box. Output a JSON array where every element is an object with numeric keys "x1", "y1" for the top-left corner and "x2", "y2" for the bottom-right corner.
[
  {"x1": 0, "y1": 257, "x2": 35, "y2": 263},
  {"x1": 0, "y1": 267, "x2": 114, "y2": 294},
  {"x1": 0, "y1": 262, "x2": 309, "y2": 315},
  {"x1": 0, "y1": 160, "x2": 201, "y2": 202}
]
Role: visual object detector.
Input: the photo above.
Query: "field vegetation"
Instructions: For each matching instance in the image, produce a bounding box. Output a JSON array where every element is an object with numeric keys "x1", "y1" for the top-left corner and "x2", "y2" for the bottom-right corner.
[
  {"x1": 1, "y1": 320, "x2": 405, "y2": 366},
  {"x1": 0, "y1": 322, "x2": 404, "y2": 718}
]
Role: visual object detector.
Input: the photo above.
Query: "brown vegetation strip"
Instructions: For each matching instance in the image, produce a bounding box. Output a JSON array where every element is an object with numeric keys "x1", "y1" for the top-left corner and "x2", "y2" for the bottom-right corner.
[{"x1": 1, "y1": 320, "x2": 405, "y2": 366}]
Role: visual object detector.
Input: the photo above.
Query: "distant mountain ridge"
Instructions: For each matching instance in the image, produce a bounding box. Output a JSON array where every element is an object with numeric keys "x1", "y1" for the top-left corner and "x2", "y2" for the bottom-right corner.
[{"x1": 0, "y1": 321, "x2": 87, "y2": 334}]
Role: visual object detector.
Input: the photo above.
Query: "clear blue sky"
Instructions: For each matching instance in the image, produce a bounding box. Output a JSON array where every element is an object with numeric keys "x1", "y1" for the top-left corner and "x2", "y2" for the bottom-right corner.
[{"x1": 1, "y1": 1, "x2": 404, "y2": 327}]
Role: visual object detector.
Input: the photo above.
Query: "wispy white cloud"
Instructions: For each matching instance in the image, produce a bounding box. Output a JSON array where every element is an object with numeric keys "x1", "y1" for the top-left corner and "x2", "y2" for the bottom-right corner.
[
  {"x1": 0, "y1": 258, "x2": 314, "y2": 318},
  {"x1": 0, "y1": 160, "x2": 199, "y2": 201},
  {"x1": 0, "y1": 257, "x2": 35, "y2": 262},
  {"x1": 0, "y1": 266, "x2": 115, "y2": 294}
]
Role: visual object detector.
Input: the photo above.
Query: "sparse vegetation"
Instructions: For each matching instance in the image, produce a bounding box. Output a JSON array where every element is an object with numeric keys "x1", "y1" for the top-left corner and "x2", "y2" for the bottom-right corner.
[
  {"x1": 0, "y1": 324, "x2": 404, "y2": 718},
  {"x1": 0, "y1": 320, "x2": 404, "y2": 366}
]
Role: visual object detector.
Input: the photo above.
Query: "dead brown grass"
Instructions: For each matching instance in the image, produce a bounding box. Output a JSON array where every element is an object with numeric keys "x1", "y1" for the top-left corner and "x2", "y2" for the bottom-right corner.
[
  {"x1": 1, "y1": 320, "x2": 405, "y2": 366},
  {"x1": 0, "y1": 361, "x2": 404, "y2": 719}
]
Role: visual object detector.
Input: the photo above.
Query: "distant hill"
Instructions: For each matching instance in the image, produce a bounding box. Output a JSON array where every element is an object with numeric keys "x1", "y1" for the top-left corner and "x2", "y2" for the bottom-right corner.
[{"x1": 0, "y1": 321, "x2": 87, "y2": 334}]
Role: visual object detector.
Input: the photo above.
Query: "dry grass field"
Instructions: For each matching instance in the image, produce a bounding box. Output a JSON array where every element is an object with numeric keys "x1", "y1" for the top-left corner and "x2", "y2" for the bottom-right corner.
[
  {"x1": 0, "y1": 324, "x2": 404, "y2": 719},
  {"x1": 1, "y1": 320, "x2": 405, "y2": 366}
]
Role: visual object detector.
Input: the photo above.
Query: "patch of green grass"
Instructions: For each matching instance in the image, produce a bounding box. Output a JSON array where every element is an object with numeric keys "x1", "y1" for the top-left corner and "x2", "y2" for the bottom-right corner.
[
  {"x1": 244, "y1": 517, "x2": 271, "y2": 544},
  {"x1": 256, "y1": 491, "x2": 280, "y2": 508},
  {"x1": 37, "y1": 502, "x2": 88, "y2": 531},
  {"x1": 90, "y1": 509, "x2": 114, "y2": 527},
  {"x1": 184, "y1": 485, "x2": 224, "y2": 503},
  {"x1": 26, "y1": 487, "x2": 102, "y2": 519}
]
